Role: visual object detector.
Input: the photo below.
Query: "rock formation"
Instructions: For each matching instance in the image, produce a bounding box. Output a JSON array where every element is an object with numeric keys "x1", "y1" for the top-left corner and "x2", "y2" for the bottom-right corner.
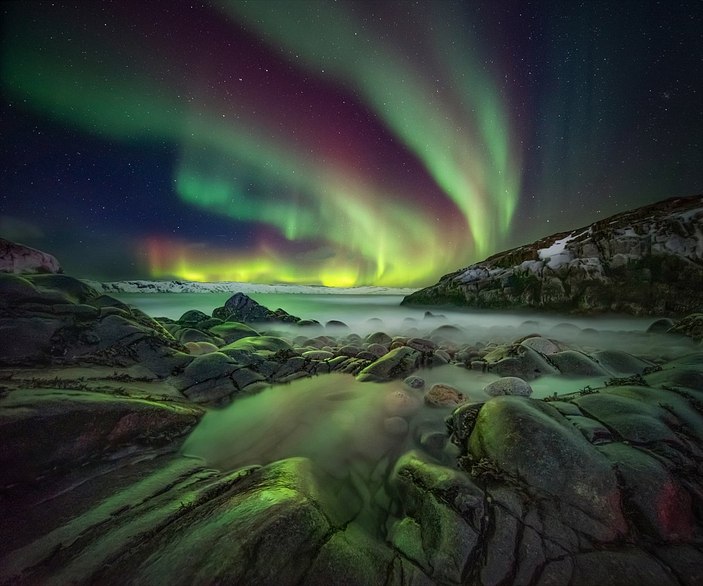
[
  {"x1": 2, "y1": 238, "x2": 703, "y2": 585},
  {"x1": 403, "y1": 195, "x2": 703, "y2": 315},
  {"x1": 213, "y1": 292, "x2": 301, "y2": 323},
  {"x1": 0, "y1": 238, "x2": 61, "y2": 274}
]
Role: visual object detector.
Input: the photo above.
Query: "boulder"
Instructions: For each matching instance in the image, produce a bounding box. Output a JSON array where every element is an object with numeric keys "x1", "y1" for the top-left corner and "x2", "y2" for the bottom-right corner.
[
  {"x1": 448, "y1": 402, "x2": 486, "y2": 445},
  {"x1": 424, "y1": 383, "x2": 466, "y2": 407},
  {"x1": 520, "y1": 336, "x2": 563, "y2": 355},
  {"x1": 221, "y1": 336, "x2": 292, "y2": 354},
  {"x1": 647, "y1": 317, "x2": 675, "y2": 333},
  {"x1": 403, "y1": 375, "x2": 425, "y2": 390},
  {"x1": 184, "y1": 341, "x2": 219, "y2": 355},
  {"x1": 356, "y1": 347, "x2": 420, "y2": 382},
  {"x1": 468, "y1": 396, "x2": 627, "y2": 539},
  {"x1": 384, "y1": 389, "x2": 422, "y2": 417},
  {"x1": 213, "y1": 292, "x2": 300, "y2": 323},
  {"x1": 0, "y1": 279, "x2": 185, "y2": 372},
  {"x1": 0, "y1": 238, "x2": 61, "y2": 274},
  {"x1": 574, "y1": 386, "x2": 703, "y2": 446},
  {"x1": 366, "y1": 331, "x2": 392, "y2": 345},
  {"x1": 302, "y1": 350, "x2": 334, "y2": 360},
  {"x1": 389, "y1": 451, "x2": 484, "y2": 584},
  {"x1": 365, "y1": 343, "x2": 388, "y2": 358},
  {"x1": 112, "y1": 458, "x2": 331, "y2": 586},
  {"x1": 28, "y1": 274, "x2": 98, "y2": 303},
  {"x1": 407, "y1": 337, "x2": 436, "y2": 353},
  {"x1": 570, "y1": 549, "x2": 677, "y2": 586},
  {"x1": 337, "y1": 345, "x2": 361, "y2": 357},
  {"x1": 176, "y1": 327, "x2": 219, "y2": 345},
  {"x1": 208, "y1": 322, "x2": 260, "y2": 344},
  {"x1": 383, "y1": 416, "x2": 409, "y2": 436},
  {"x1": 305, "y1": 526, "x2": 395, "y2": 585},
  {"x1": 483, "y1": 377, "x2": 533, "y2": 397},
  {"x1": 178, "y1": 309, "x2": 210, "y2": 324},
  {"x1": 325, "y1": 320, "x2": 350, "y2": 331},
  {"x1": 485, "y1": 344, "x2": 558, "y2": 380},
  {"x1": 590, "y1": 350, "x2": 653, "y2": 375},
  {"x1": 172, "y1": 352, "x2": 239, "y2": 403},
  {"x1": 550, "y1": 350, "x2": 610, "y2": 377}
]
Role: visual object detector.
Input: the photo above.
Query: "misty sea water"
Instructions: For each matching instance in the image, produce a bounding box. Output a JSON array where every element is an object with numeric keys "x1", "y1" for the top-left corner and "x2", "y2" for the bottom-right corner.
[{"x1": 114, "y1": 291, "x2": 656, "y2": 334}]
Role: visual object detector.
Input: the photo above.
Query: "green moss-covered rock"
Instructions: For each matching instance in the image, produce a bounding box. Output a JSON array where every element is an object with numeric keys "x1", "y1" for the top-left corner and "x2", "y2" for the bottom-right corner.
[
  {"x1": 468, "y1": 396, "x2": 627, "y2": 538},
  {"x1": 208, "y1": 321, "x2": 260, "y2": 344},
  {"x1": 356, "y1": 347, "x2": 420, "y2": 382},
  {"x1": 221, "y1": 335, "x2": 292, "y2": 354},
  {"x1": 305, "y1": 526, "x2": 394, "y2": 586},
  {"x1": 390, "y1": 451, "x2": 483, "y2": 584},
  {"x1": 118, "y1": 458, "x2": 330, "y2": 586}
]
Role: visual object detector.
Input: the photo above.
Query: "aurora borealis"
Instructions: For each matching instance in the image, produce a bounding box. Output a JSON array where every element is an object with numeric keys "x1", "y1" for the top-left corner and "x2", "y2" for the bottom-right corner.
[{"x1": 1, "y1": 1, "x2": 701, "y2": 286}]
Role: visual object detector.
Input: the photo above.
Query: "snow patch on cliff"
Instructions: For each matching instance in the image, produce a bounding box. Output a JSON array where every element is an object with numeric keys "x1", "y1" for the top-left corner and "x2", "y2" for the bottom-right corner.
[{"x1": 538, "y1": 234, "x2": 576, "y2": 268}]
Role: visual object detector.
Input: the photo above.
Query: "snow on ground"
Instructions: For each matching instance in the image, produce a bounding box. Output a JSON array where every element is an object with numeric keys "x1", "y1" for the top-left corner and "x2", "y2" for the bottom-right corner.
[
  {"x1": 82, "y1": 279, "x2": 417, "y2": 296},
  {"x1": 669, "y1": 205, "x2": 703, "y2": 223},
  {"x1": 537, "y1": 233, "x2": 576, "y2": 268},
  {"x1": 458, "y1": 267, "x2": 491, "y2": 283}
]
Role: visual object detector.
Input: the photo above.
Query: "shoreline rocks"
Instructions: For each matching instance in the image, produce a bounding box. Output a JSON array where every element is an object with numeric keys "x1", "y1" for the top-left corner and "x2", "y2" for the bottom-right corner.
[
  {"x1": 1, "y1": 255, "x2": 703, "y2": 585},
  {"x1": 213, "y1": 292, "x2": 301, "y2": 323}
]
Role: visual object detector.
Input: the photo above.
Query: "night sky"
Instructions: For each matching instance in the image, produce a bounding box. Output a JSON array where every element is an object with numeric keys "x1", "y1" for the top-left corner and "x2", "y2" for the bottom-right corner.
[{"x1": 1, "y1": 1, "x2": 701, "y2": 286}]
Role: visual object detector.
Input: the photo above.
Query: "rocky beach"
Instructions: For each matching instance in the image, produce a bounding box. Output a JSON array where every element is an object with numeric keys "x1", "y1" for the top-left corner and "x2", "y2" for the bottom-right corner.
[
  {"x1": 3, "y1": 0, "x2": 703, "y2": 581},
  {"x1": 2, "y1": 218, "x2": 703, "y2": 585}
]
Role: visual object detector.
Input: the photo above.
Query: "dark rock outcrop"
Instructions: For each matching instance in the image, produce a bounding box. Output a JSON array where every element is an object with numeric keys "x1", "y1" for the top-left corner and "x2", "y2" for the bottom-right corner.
[
  {"x1": 0, "y1": 238, "x2": 62, "y2": 274},
  {"x1": 213, "y1": 292, "x2": 300, "y2": 323},
  {"x1": 0, "y1": 389, "x2": 203, "y2": 486},
  {"x1": 0, "y1": 273, "x2": 188, "y2": 375},
  {"x1": 403, "y1": 195, "x2": 703, "y2": 315}
]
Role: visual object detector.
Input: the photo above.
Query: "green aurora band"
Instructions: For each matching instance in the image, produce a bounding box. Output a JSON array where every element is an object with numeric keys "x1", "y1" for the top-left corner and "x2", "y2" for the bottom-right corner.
[
  {"x1": 2, "y1": 1, "x2": 521, "y2": 286},
  {"x1": 215, "y1": 0, "x2": 521, "y2": 256}
]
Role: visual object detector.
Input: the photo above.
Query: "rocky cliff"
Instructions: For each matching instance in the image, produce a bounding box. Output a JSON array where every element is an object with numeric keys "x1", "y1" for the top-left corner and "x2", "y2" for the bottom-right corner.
[
  {"x1": 0, "y1": 238, "x2": 61, "y2": 274},
  {"x1": 403, "y1": 195, "x2": 703, "y2": 315}
]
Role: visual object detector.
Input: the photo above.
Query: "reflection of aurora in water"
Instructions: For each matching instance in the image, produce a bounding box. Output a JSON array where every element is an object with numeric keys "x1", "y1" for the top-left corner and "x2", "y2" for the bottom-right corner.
[
  {"x1": 182, "y1": 374, "x2": 470, "y2": 537},
  {"x1": 1, "y1": 0, "x2": 519, "y2": 286}
]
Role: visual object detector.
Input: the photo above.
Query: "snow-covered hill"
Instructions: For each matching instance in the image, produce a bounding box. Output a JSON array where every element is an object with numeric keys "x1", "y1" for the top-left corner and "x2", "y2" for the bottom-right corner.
[{"x1": 82, "y1": 279, "x2": 417, "y2": 296}]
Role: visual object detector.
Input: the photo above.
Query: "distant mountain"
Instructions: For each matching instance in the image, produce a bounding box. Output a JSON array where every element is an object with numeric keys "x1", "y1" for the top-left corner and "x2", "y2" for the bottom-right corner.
[
  {"x1": 82, "y1": 279, "x2": 417, "y2": 296},
  {"x1": 402, "y1": 195, "x2": 703, "y2": 315}
]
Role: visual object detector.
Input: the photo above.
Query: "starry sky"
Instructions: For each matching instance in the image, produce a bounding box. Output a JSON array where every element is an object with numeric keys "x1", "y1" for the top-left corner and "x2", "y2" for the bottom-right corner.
[{"x1": 1, "y1": 0, "x2": 701, "y2": 286}]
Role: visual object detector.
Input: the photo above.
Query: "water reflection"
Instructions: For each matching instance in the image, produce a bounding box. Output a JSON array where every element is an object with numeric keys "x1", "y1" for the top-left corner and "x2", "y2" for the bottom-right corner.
[{"x1": 182, "y1": 374, "x2": 456, "y2": 475}]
